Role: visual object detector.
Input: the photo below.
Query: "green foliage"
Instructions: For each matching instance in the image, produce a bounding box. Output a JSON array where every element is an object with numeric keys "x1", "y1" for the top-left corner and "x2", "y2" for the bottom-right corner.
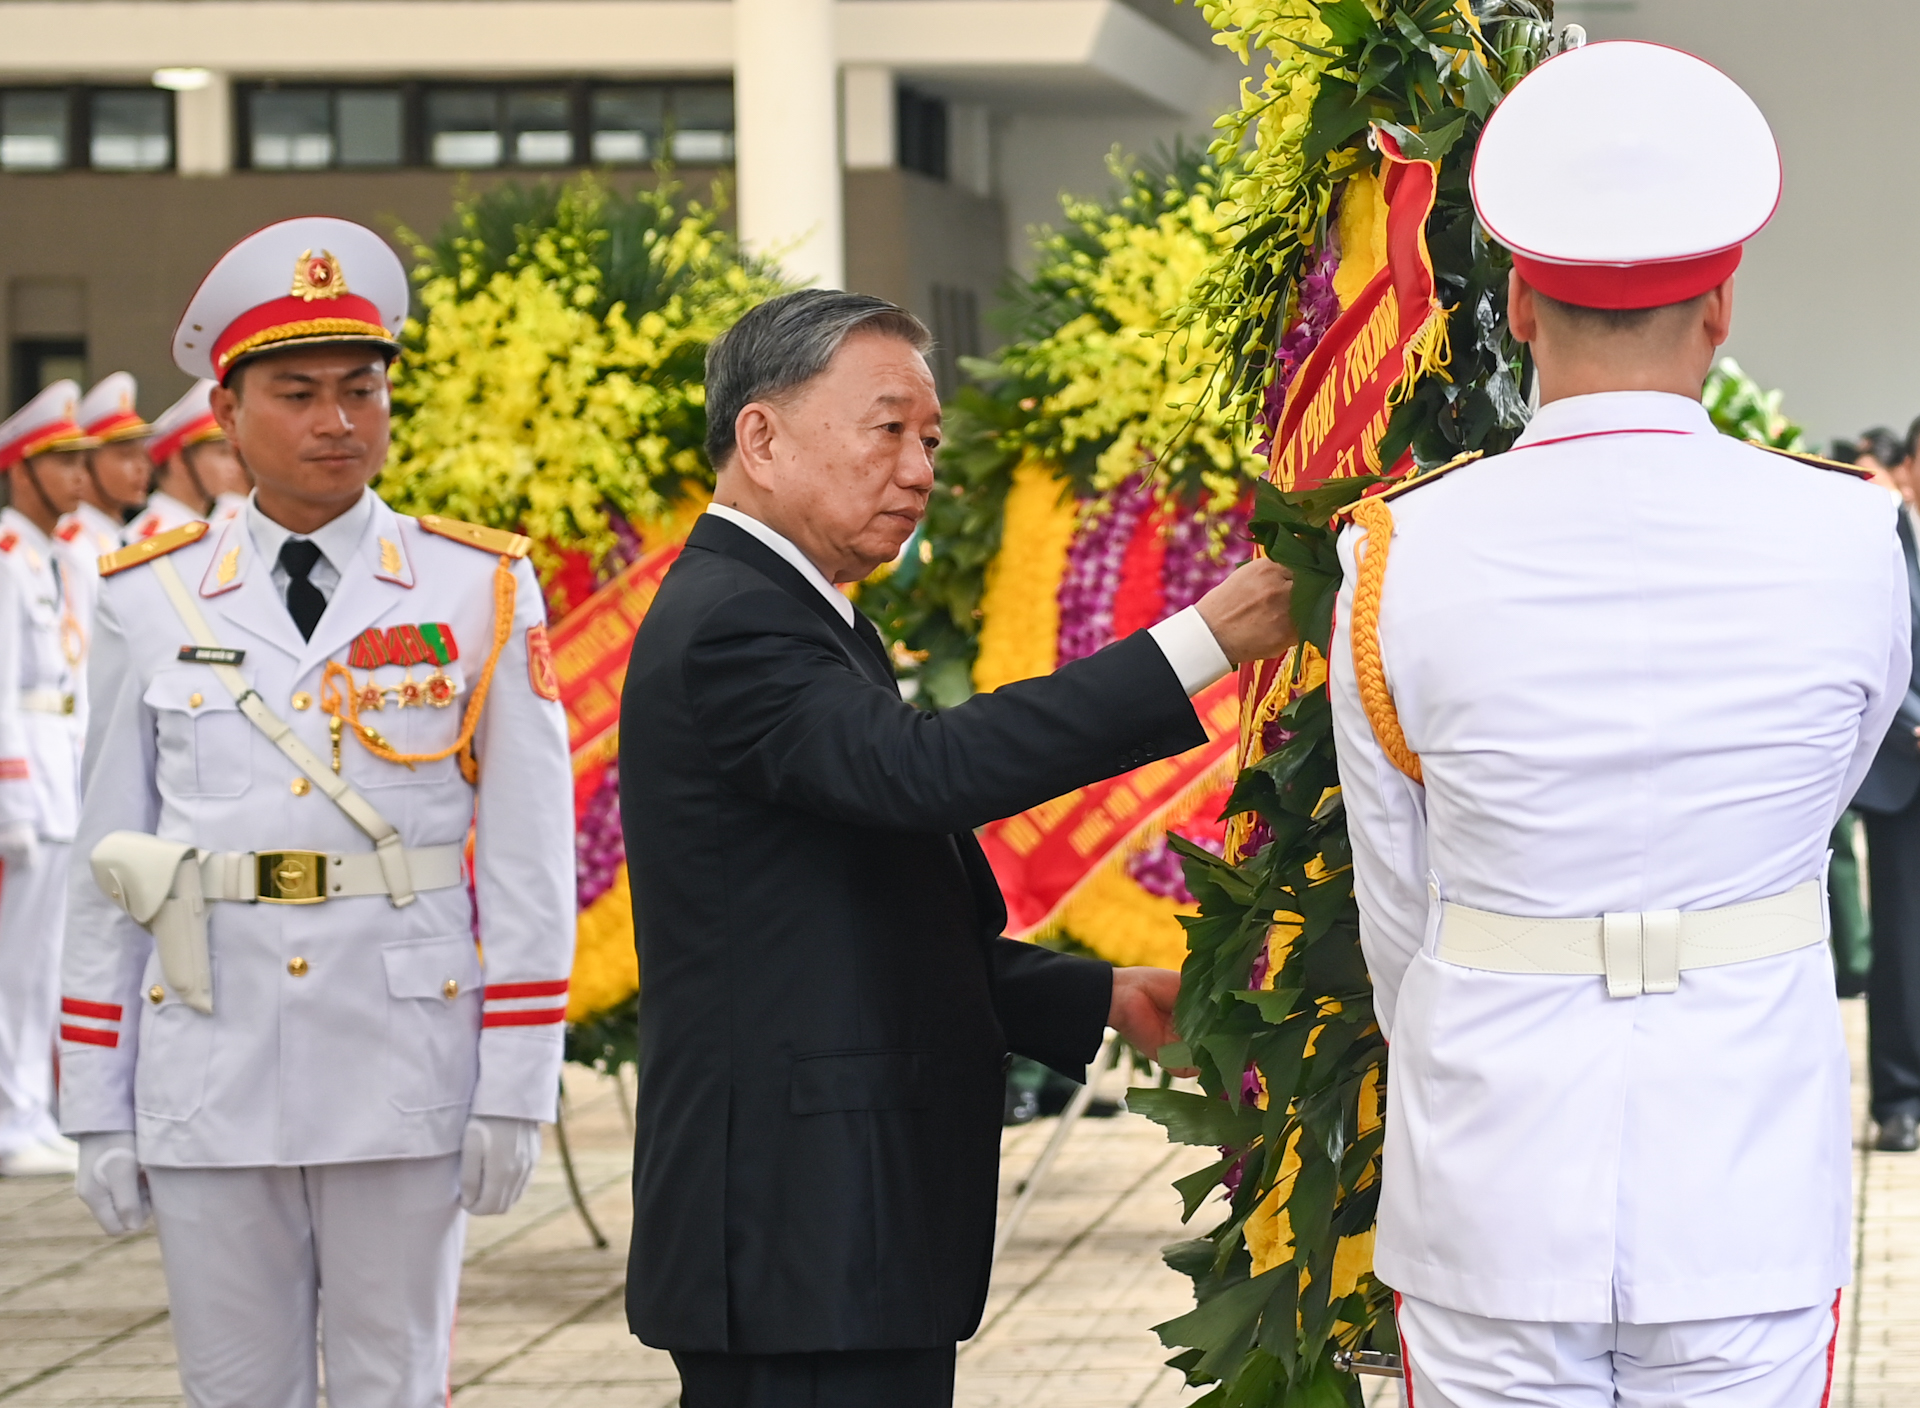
[
  {"x1": 1128, "y1": 4, "x2": 1556, "y2": 1404},
  {"x1": 383, "y1": 174, "x2": 792, "y2": 569},
  {"x1": 1703, "y1": 357, "x2": 1808, "y2": 451}
]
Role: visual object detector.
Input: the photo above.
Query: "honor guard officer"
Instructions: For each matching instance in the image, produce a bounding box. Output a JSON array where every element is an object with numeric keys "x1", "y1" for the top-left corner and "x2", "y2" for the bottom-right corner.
[
  {"x1": 0, "y1": 382, "x2": 92, "y2": 1178},
  {"x1": 68, "y1": 372, "x2": 151, "y2": 557},
  {"x1": 126, "y1": 379, "x2": 250, "y2": 540},
  {"x1": 1330, "y1": 42, "x2": 1905, "y2": 1408},
  {"x1": 58, "y1": 217, "x2": 576, "y2": 1406}
]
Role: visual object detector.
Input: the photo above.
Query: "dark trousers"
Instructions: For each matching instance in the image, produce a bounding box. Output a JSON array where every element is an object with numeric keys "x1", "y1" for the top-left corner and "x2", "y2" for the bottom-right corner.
[
  {"x1": 1864, "y1": 799, "x2": 1920, "y2": 1120},
  {"x1": 671, "y1": 1346, "x2": 956, "y2": 1408}
]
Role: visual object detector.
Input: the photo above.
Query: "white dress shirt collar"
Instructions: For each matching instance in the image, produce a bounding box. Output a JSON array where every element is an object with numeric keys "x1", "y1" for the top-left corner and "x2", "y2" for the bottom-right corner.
[
  {"x1": 248, "y1": 489, "x2": 374, "y2": 584},
  {"x1": 1512, "y1": 391, "x2": 1715, "y2": 449},
  {"x1": 704, "y1": 503, "x2": 855, "y2": 627}
]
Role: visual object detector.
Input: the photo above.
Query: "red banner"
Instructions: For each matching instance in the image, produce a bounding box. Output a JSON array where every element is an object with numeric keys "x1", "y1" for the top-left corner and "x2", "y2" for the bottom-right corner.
[
  {"x1": 552, "y1": 543, "x2": 683, "y2": 811},
  {"x1": 1268, "y1": 133, "x2": 1445, "y2": 493},
  {"x1": 980, "y1": 674, "x2": 1242, "y2": 937}
]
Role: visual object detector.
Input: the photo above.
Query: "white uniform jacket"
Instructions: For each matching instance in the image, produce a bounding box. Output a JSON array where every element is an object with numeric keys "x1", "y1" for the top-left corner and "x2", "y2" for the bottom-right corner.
[
  {"x1": 124, "y1": 491, "x2": 201, "y2": 544},
  {"x1": 61, "y1": 500, "x2": 126, "y2": 559},
  {"x1": 0, "y1": 509, "x2": 87, "y2": 842},
  {"x1": 1330, "y1": 392, "x2": 1909, "y2": 1326},
  {"x1": 58, "y1": 493, "x2": 576, "y2": 1168}
]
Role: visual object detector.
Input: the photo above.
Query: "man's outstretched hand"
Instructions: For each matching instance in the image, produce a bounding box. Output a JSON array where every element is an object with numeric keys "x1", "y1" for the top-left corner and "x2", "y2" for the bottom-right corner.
[
  {"x1": 1109, "y1": 967, "x2": 1198, "y2": 1077},
  {"x1": 1195, "y1": 557, "x2": 1296, "y2": 666}
]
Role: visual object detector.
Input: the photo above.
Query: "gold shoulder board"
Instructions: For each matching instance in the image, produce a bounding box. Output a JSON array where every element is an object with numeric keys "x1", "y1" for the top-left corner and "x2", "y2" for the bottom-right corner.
[
  {"x1": 99, "y1": 520, "x2": 211, "y2": 577},
  {"x1": 1749, "y1": 443, "x2": 1876, "y2": 480},
  {"x1": 417, "y1": 514, "x2": 532, "y2": 559},
  {"x1": 1334, "y1": 450, "x2": 1483, "y2": 523}
]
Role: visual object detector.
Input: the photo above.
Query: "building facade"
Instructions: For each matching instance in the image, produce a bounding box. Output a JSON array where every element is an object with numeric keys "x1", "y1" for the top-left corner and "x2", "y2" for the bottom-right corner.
[{"x1": 0, "y1": 0, "x2": 1238, "y2": 411}]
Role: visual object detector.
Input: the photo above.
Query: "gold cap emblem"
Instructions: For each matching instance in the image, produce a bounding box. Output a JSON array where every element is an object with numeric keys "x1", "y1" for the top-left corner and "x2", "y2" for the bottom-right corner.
[{"x1": 291, "y1": 249, "x2": 349, "y2": 302}]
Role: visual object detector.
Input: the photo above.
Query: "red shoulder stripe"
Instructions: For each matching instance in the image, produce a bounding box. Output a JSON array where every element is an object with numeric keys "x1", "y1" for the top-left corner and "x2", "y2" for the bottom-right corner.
[
  {"x1": 485, "y1": 979, "x2": 570, "y2": 1002},
  {"x1": 61, "y1": 997, "x2": 123, "y2": 1022},
  {"x1": 61, "y1": 1024, "x2": 118, "y2": 1048},
  {"x1": 482, "y1": 1006, "x2": 567, "y2": 1028}
]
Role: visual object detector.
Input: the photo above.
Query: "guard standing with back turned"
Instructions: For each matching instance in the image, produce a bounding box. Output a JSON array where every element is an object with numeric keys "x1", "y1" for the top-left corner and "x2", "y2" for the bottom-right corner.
[
  {"x1": 1331, "y1": 42, "x2": 1907, "y2": 1407},
  {"x1": 57, "y1": 217, "x2": 576, "y2": 1407}
]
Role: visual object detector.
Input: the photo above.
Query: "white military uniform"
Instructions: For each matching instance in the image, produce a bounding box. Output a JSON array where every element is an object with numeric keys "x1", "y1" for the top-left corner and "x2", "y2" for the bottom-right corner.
[
  {"x1": 60, "y1": 491, "x2": 575, "y2": 1404},
  {"x1": 62, "y1": 501, "x2": 125, "y2": 559},
  {"x1": 124, "y1": 490, "x2": 202, "y2": 543},
  {"x1": 1332, "y1": 396, "x2": 1904, "y2": 1401},
  {"x1": 0, "y1": 383, "x2": 92, "y2": 1172},
  {"x1": 1325, "y1": 39, "x2": 1898, "y2": 1408}
]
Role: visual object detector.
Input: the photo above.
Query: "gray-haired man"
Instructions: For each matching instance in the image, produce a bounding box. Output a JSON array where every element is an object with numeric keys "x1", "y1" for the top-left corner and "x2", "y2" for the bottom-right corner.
[{"x1": 617, "y1": 288, "x2": 1295, "y2": 1406}]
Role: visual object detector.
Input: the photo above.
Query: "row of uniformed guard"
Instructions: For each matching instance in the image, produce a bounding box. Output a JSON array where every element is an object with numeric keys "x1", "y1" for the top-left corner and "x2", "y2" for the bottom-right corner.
[
  {"x1": 0, "y1": 371, "x2": 246, "y2": 1178},
  {"x1": 0, "y1": 216, "x2": 577, "y2": 1407}
]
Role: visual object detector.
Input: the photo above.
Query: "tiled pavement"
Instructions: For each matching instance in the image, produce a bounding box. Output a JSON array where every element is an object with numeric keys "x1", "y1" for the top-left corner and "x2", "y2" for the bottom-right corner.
[{"x1": 0, "y1": 1003, "x2": 1912, "y2": 1405}]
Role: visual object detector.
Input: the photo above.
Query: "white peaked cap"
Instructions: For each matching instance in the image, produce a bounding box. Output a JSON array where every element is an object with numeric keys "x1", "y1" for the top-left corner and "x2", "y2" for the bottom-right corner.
[
  {"x1": 0, "y1": 379, "x2": 92, "y2": 468},
  {"x1": 173, "y1": 216, "x2": 407, "y2": 382},
  {"x1": 1472, "y1": 41, "x2": 1781, "y2": 310},
  {"x1": 79, "y1": 372, "x2": 149, "y2": 442},
  {"x1": 148, "y1": 379, "x2": 224, "y2": 465}
]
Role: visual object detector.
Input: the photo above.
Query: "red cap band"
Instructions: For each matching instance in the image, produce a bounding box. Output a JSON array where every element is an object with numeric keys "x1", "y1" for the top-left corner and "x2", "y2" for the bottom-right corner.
[
  {"x1": 1512, "y1": 246, "x2": 1743, "y2": 311},
  {"x1": 148, "y1": 413, "x2": 221, "y2": 466},
  {"x1": 211, "y1": 293, "x2": 394, "y2": 381},
  {"x1": 0, "y1": 420, "x2": 88, "y2": 470}
]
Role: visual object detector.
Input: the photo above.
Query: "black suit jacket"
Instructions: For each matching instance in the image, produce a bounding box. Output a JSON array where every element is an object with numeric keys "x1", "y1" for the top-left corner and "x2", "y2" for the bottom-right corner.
[
  {"x1": 1855, "y1": 509, "x2": 1920, "y2": 815},
  {"x1": 619, "y1": 514, "x2": 1206, "y2": 1354}
]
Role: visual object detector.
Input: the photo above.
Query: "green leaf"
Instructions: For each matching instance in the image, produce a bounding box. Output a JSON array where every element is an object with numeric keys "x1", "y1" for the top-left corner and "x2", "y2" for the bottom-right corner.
[
  {"x1": 1174, "y1": 1157, "x2": 1239, "y2": 1221},
  {"x1": 1316, "y1": 0, "x2": 1376, "y2": 47},
  {"x1": 1128, "y1": 1087, "x2": 1265, "y2": 1147}
]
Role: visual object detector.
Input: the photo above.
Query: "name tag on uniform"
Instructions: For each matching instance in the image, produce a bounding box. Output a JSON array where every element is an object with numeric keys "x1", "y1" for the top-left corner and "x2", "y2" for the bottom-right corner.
[{"x1": 178, "y1": 646, "x2": 245, "y2": 665}]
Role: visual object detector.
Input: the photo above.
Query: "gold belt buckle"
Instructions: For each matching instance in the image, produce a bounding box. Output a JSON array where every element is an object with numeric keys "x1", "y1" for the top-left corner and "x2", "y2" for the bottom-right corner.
[
  {"x1": 256, "y1": 850, "x2": 327, "y2": 904},
  {"x1": 60, "y1": 694, "x2": 74, "y2": 715}
]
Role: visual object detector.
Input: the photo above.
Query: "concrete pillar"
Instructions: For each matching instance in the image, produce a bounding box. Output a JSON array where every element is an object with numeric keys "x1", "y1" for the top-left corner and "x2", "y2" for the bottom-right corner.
[
  {"x1": 173, "y1": 71, "x2": 232, "y2": 177},
  {"x1": 734, "y1": 0, "x2": 843, "y2": 288},
  {"x1": 843, "y1": 65, "x2": 895, "y2": 170}
]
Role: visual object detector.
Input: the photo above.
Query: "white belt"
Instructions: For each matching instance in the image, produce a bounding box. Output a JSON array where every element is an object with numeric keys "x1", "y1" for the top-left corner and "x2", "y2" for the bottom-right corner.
[
  {"x1": 20, "y1": 688, "x2": 73, "y2": 715},
  {"x1": 1437, "y1": 880, "x2": 1825, "y2": 998},
  {"x1": 195, "y1": 842, "x2": 465, "y2": 905}
]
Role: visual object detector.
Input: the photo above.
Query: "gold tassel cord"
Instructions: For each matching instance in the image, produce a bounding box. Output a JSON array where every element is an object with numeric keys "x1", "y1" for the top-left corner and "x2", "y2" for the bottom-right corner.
[
  {"x1": 1387, "y1": 304, "x2": 1454, "y2": 408},
  {"x1": 1346, "y1": 496, "x2": 1423, "y2": 784},
  {"x1": 321, "y1": 555, "x2": 518, "y2": 785}
]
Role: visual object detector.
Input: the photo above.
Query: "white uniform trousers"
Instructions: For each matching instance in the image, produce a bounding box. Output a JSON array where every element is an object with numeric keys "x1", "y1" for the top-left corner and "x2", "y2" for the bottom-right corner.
[
  {"x1": 147, "y1": 1155, "x2": 466, "y2": 1408},
  {"x1": 1396, "y1": 1292, "x2": 1841, "y2": 1408},
  {"x1": 0, "y1": 842, "x2": 69, "y2": 1155}
]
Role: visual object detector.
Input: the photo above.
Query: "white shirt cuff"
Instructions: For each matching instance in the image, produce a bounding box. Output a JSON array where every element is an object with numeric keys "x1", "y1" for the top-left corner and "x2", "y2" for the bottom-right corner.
[{"x1": 1146, "y1": 606, "x2": 1233, "y2": 697}]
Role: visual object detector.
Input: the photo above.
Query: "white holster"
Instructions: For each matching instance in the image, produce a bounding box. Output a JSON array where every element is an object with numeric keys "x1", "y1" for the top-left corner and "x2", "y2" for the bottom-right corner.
[{"x1": 91, "y1": 831, "x2": 212, "y2": 1015}]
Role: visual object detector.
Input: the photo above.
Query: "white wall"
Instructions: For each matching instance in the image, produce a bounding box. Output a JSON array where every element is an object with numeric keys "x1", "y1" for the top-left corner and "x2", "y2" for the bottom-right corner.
[{"x1": 1565, "y1": 0, "x2": 1919, "y2": 444}]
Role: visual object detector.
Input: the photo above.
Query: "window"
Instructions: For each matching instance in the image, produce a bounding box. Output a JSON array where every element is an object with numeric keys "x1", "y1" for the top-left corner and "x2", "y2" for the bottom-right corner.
[
  {"x1": 898, "y1": 88, "x2": 948, "y2": 181},
  {"x1": 89, "y1": 90, "x2": 171, "y2": 171},
  {"x1": 337, "y1": 90, "x2": 404, "y2": 166},
  {"x1": 508, "y1": 90, "x2": 573, "y2": 165},
  {"x1": 671, "y1": 85, "x2": 733, "y2": 163},
  {"x1": 427, "y1": 88, "x2": 503, "y2": 168},
  {"x1": 591, "y1": 87, "x2": 663, "y2": 163},
  {"x1": 11, "y1": 340, "x2": 86, "y2": 415},
  {"x1": 233, "y1": 80, "x2": 735, "y2": 172},
  {"x1": 243, "y1": 86, "x2": 404, "y2": 170},
  {"x1": 0, "y1": 91, "x2": 69, "y2": 171}
]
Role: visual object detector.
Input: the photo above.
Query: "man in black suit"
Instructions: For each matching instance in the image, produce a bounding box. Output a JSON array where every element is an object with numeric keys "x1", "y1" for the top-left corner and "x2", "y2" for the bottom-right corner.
[
  {"x1": 1853, "y1": 421, "x2": 1920, "y2": 1152},
  {"x1": 619, "y1": 289, "x2": 1294, "y2": 1407}
]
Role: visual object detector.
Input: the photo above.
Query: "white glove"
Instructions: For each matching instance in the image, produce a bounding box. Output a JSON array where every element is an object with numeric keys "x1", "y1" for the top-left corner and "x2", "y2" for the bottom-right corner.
[
  {"x1": 459, "y1": 1116, "x2": 541, "y2": 1216},
  {"x1": 76, "y1": 1132, "x2": 149, "y2": 1235},
  {"x1": 0, "y1": 821, "x2": 39, "y2": 869}
]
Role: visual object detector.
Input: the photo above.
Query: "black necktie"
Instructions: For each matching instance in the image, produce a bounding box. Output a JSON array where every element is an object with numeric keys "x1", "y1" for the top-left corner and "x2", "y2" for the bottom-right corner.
[{"x1": 279, "y1": 539, "x2": 327, "y2": 640}]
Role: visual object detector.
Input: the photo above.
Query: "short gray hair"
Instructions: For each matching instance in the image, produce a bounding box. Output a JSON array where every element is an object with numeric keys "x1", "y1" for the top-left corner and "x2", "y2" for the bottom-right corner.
[{"x1": 704, "y1": 289, "x2": 932, "y2": 468}]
